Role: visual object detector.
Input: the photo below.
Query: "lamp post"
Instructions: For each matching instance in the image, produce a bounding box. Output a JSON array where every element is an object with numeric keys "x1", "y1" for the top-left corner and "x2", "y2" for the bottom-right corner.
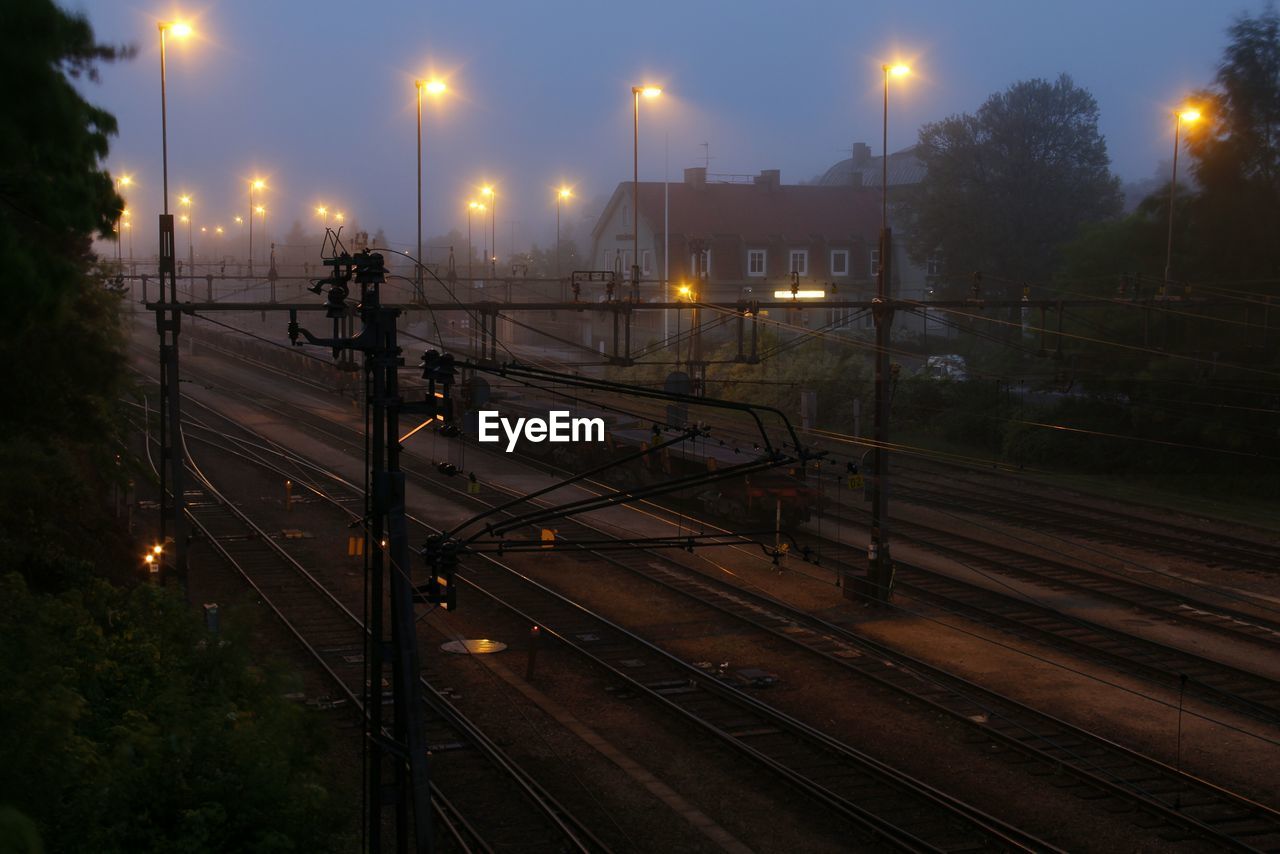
[
  {"x1": 248, "y1": 178, "x2": 264, "y2": 272},
  {"x1": 180, "y1": 194, "x2": 193, "y2": 282},
  {"x1": 864, "y1": 62, "x2": 910, "y2": 605},
  {"x1": 114, "y1": 174, "x2": 132, "y2": 264},
  {"x1": 156, "y1": 19, "x2": 191, "y2": 576},
  {"x1": 556, "y1": 187, "x2": 571, "y2": 281},
  {"x1": 317, "y1": 205, "x2": 329, "y2": 229},
  {"x1": 880, "y1": 64, "x2": 909, "y2": 233},
  {"x1": 256, "y1": 204, "x2": 267, "y2": 250},
  {"x1": 467, "y1": 201, "x2": 483, "y2": 283},
  {"x1": 1165, "y1": 107, "x2": 1201, "y2": 287},
  {"x1": 631, "y1": 86, "x2": 661, "y2": 300},
  {"x1": 481, "y1": 185, "x2": 496, "y2": 277},
  {"x1": 414, "y1": 79, "x2": 446, "y2": 302}
]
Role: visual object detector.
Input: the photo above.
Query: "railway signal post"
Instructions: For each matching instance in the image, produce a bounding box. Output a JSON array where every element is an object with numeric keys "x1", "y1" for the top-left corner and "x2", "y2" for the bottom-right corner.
[{"x1": 292, "y1": 245, "x2": 433, "y2": 853}]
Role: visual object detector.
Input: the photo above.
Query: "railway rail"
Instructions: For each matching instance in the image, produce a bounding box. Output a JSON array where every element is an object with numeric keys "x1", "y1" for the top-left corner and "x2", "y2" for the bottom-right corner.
[{"x1": 142, "y1": 353, "x2": 1279, "y2": 852}]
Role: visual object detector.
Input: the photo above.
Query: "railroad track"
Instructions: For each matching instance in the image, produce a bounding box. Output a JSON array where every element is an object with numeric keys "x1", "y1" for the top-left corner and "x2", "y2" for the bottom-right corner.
[
  {"x1": 139, "y1": 336, "x2": 1280, "y2": 849},
  {"x1": 146, "y1": 367, "x2": 1056, "y2": 853},
  {"x1": 891, "y1": 474, "x2": 1280, "y2": 575},
  {"x1": 129, "y1": 398, "x2": 608, "y2": 854},
  {"x1": 815, "y1": 505, "x2": 1280, "y2": 654}
]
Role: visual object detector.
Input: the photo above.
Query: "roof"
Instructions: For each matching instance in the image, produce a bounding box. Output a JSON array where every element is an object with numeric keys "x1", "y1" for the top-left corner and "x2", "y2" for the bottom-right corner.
[
  {"x1": 817, "y1": 145, "x2": 926, "y2": 187},
  {"x1": 592, "y1": 178, "x2": 882, "y2": 244}
]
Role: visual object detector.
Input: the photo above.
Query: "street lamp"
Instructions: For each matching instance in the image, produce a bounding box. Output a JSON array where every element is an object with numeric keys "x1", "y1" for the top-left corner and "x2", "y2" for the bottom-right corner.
[
  {"x1": 157, "y1": 7, "x2": 192, "y2": 578},
  {"x1": 865, "y1": 61, "x2": 910, "y2": 605},
  {"x1": 415, "y1": 78, "x2": 447, "y2": 302},
  {"x1": 180, "y1": 194, "x2": 193, "y2": 280},
  {"x1": 556, "y1": 186, "x2": 572, "y2": 281},
  {"x1": 881, "y1": 63, "x2": 909, "y2": 232},
  {"x1": 335, "y1": 211, "x2": 345, "y2": 225},
  {"x1": 157, "y1": 21, "x2": 190, "y2": 217},
  {"x1": 114, "y1": 174, "x2": 132, "y2": 264},
  {"x1": 480, "y1": 185, "x2": 496, "y2": 277},
  {"x1": 317, "y1": 205, "x2": 329, "y2": 228},
  {"x1": 248, "y1": 178, "x2": 265, "y2": 271},
  {"x1": 1165, "y1": 107, "x2": 1201, "y2": 287},
  {"x1": 631, "y1": 85, "x2": 661, "y2": 299},
  {"x1": 467, "y1": 200, "x2": 484, "y2": 283},
  {"x1": 256, "y1": 204, "x2": 267, "y2": 253}
]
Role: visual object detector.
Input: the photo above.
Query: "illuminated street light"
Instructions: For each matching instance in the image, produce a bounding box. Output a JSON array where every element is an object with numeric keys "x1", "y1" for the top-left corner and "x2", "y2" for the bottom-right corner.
[
  {"x1": 556, "y1": 186, "x2": 572, "y2": 280},
  {"x1": 1166, "y1": 106, "x2": 1202, "y2": 286},
  {"x1": 480, "y1": 185, "x2": 496, "y2": 276},
  {"x1": 467, "y1": 200, "x2": 485, "y2": 282},
  {"x1": 256, "y1": 204, "x2": 267, "y2": 250},
  {"x1": 880, "y1": 63, "x2": 910, "y2": 232},
  {"x1": 317, "y1": 205, "x2": 329, "y2": 228},
  {"x1": 630, "y1": 85, "x2": 663, "y2": 298},
  {"x1": 249, "y1": 178, "x2": 266, "y2": 272},
  {"x1": 179, "y1": 194, "x2": 194, "y2": 279},
  {"x1": 114, "y1": 174, "x2": 133, "y2": 263},
  {"x1": 335, "y1": 211, "x2": 345, "y2": 224},
  {"x1": 415, "y1": 77, "x2": 448, "y2": 302}
]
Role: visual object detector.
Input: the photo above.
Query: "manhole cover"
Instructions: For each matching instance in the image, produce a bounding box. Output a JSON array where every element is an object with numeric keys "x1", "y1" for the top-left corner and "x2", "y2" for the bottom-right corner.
[{"x1": 440, "y1": 639, "x2": 508, "y2": 655}]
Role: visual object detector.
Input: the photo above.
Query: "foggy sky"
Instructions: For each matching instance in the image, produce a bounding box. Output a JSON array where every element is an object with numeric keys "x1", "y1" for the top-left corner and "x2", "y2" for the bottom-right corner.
[{"x1": 76, "y1": 0, "x2": 1249, "y2": 262}]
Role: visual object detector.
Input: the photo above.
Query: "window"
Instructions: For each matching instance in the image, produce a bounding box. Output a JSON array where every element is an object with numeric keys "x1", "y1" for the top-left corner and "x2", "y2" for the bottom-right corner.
[
  {"x1": 927, "y1": 251, "x2": 943, "y2": 277},
  {"x1": 830, "y1": 250, "x2": 849, "y2": 276},
  {"x1": 747, "y1": 249, "x2": 767, "y2": 277},
  {"x1": 689, "y1": 249, "x2": 711, "y2": 278},
  {"x1": 869, "y1": 249, "x2": 881, "y2": 277},
  {"x1": 642, "y1": 249, "x2": 652, "y2": 276},
  {"x1": 789, "y1": 250, "x2": 808, "y2": 276}
]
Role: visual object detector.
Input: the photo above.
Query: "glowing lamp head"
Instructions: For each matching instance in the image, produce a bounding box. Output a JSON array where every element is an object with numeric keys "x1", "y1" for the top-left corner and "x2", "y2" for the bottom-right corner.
[
  {"x1": 425, "y1": 80, "x2": 447, "y2": 95},
  {"x1": 234, "y1": 216, "x2": 243, "y2": 224},
  {"x1": 886, "y1": 63, "x2": 910, "y2": 77},
  {"x1": 316, "y1": 206, "x2": 327, "y2": 215},
  {"x1": 558, "y1": 187, "x2": 572, "y2": 200},
  {"x1": 480, "y1": 185, "x2": 494, "y2": 197},
  {"x1": 153, "y1": 545, "x2": 163, "y2": 555},
  {"x1": 251, "y1": 179, "x2": 265, "y2": 190},
  {"x1": 677, "y1": 284, "x2": 692, "y2": 298},
  {"x1": 118, "y1": 175, "x2": 132, "y2": 187},
  {"x1": 255, "y1": 205, "x2": 265, "y2": 214},
  {"x1": 633, "y1": 85, "x2": 662, "y2": 98},
  {"x1": 1179, "y1": 108, "x2": 1201, "y2": 123},
  {"x1": 215, "y1": 226, "x2": 223, "y2": 234},
  {"x1": 169, "y1": 22, "x2": 192, "y2": 37},
  {"x1": 179, "y1": 194, "x2": 191, "y2": 206},
  {"x1": 179, "y1": 214, "x2": 188, "y2": 223}
]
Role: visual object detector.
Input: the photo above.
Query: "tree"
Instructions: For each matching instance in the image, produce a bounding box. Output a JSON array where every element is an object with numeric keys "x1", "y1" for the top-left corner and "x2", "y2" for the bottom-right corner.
[
  {"x1": 1186, "y1": 7, "x2": 1280, "y2": 280},
  {"x1": 902, "y1": 74, "x2": 1123, "y2": 295}
]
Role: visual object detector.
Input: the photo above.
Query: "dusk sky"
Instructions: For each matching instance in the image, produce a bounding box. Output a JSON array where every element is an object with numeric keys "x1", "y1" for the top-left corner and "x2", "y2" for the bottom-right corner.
[{"x1": 77, "y1": 0, "x2": 1251, "y2": 263}]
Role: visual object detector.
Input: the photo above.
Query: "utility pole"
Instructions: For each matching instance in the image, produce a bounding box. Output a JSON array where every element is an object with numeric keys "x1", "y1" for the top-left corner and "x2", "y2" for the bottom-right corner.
[{"x1": 293, "y1": 249, "x2": 434, "y2": 852}]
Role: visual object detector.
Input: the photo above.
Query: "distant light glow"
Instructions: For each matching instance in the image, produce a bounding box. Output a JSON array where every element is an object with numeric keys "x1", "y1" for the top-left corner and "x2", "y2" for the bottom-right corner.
[
  {"x1": 255, "y1": 205, "x2": 265, "y2": 214},
  {"x1": 251, "y1": 178, "x2": 265, "y2": 190},
  {"x1": 775, "y1": 289, "x2": 826, "y2": 299},
  {"x1": 1179, "y1": 108, "x2": 1202, "y2": 123},
  {"x1": 558, "y1": 187, "x2": 572, "y2": 199},
  {"x1": 179, "y1": 194, "x2": 191, "y2": 206},
  {"x1": 480, "y1": 185, "x2": 494, "y2": 197},
  {"x1": 637, "y1": 86, "x2": 662, "y2": 98},
  {"x1": 425, "y1": 80, "x2": 447, "y2": 95},
  {"x1": 169, "y1": 22, "x2": 192, "y2": 38},
  {"x1": 887, "y1": 64, "x2": 910, "y2": 77}
]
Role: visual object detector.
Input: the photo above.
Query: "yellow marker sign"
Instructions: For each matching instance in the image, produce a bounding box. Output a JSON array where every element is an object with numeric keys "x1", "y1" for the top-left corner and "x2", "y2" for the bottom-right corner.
[
  {"x1": 540, "y1": 529, "x2": 557, "y2": 549},
  {"x1": 347, "y1": 536, "x2": 365, "y2": 556},
  {"x1": 847, "y1": 475, "x2": 864, "y2": 490}
]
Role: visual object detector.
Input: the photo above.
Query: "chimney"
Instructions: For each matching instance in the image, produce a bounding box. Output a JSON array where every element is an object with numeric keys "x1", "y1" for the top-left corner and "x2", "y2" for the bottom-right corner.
[
  {"x1": 754, "y1": 169, "x2": 781, "y2": 190},
  {"x1": 684, "y1": 166, "x2": 706, "y2": 189},
  {"x1": 851, "y1": 142, "x2": 872, "y2": 166}
]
